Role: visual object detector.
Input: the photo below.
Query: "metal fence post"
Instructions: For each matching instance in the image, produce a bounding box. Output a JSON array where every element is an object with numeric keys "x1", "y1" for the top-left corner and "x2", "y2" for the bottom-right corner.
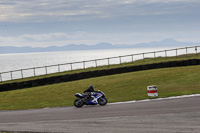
[
  {"x1": 165, "y1": 50, "x2": 167, "y2": 57},
  {"x1": 33, "y1": 68, "x2": 36, "y2": 77},
  {"x1": 119, "y1": 56, "x2": 122, "y2": 64},
  {"x1": 143, "y1": 53, "x2": 145, "y2": 60},
  {"x1": 10, "y1": 71, "x2": 13, "y2": 80},
  {"x1": 70, "y1": 63, "x2": 73, "y2": 71},
  {"x1": 21, "y1": 69, "x2": 24, "y2": 79},
  {"x1": 58, "y1": 64, "x2": 60, "y2": 72},
  {"x1": 95, "y1": 60, "x2": 97, "y2": 67},
  {"x1": 0, "y1": 73, "x2": 2, "y2": 82},
  {"x1": 83, "y1": 61, "x2": 85, "y2": 69},
  {"x1": 45, "y1": 66, "x2": 48, "y2": 75},
  {"x1": 186, "y1": 47, "x2": 188, "y2": 56},
  {"x1": 132, "y1": 55, "x2": 134, "y2": 62},
  {"x1": 195, "y1": 46, "x2": 197, "y2": 55},
  {"x1": 176, "y1": 49, "x2": 178, "y2": 57}
]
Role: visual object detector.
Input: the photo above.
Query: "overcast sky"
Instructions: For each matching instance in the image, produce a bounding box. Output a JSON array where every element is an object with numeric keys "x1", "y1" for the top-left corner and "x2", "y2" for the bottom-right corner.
[{"x1": 0, "y1": 0, "x2": 200, "y2": 47}]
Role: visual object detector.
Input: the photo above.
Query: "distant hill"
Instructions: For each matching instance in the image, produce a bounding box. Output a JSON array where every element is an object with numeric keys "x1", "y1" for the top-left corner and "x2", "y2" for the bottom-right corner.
[
  {"x1": 132, "y1": 39, "x2": 198, "y2": 48},
  {"x1": 0, "y1": 39, "x2": 199, "y2": 54}
]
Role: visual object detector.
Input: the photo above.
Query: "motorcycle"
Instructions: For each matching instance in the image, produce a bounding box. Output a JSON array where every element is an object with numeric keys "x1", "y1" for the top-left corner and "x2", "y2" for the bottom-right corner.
[{"x1": 74, "y1": 90, "x2": 107, "y2": 108}]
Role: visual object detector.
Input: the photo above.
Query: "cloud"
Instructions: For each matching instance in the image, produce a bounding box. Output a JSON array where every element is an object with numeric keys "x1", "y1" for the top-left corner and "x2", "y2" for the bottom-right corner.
[
  {"x1": 18, "y1": 32, "x2": 89, "y2": 41},
  {"x1": 0, "y1": 0, "x2": 199, "y2": 22},
  {"x1": 19, "y1": 33, "x2": 70, "y2": 42},
  {"x1": 0, "y1": 0, "x2": 199, "y2": 47},
  {"x1": 18, "y1": 32, "x2": 94, "y2": 42},
  {"x1": 1, "y1": 29, "x2": 200, "y2": 47},
  {"x1": 0, "y1": 32, "x2": 99, "y2": 46},
  {"x1": 147, "y1": 0, "x2": 198, "y2": 3}
]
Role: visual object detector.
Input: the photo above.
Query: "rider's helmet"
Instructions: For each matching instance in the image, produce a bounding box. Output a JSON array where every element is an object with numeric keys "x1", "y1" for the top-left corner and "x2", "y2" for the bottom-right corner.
[
  {"x1": 89, "y1": 85, "x2": 94, "y2": 90},
  {"x1": 84, "y1": 85, "x2": 95, "y2": 93}
]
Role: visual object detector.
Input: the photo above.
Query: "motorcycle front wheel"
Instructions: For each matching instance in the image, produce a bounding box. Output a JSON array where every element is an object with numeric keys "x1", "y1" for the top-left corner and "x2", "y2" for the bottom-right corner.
[
  {"x1": 74, "y1": 99, "x2": 84, "y2": 108},
  {"x1": 98, "y1": 97, "x2": 108, "y2": 106}
]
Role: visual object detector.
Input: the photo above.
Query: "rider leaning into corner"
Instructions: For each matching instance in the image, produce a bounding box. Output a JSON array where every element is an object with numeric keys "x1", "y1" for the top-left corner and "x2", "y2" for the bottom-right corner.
[{"x1": 74, "y1": 84, "x2": 108, "y2": 107}]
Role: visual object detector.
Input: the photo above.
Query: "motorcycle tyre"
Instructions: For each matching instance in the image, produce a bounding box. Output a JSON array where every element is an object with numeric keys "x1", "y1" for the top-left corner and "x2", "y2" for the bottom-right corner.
[
  {"x1": 74, "y1": 99, "x2": 84, "y2": 108},
  {"x1": 98, "y1": 97, "x2": 108, "y2": 106}
]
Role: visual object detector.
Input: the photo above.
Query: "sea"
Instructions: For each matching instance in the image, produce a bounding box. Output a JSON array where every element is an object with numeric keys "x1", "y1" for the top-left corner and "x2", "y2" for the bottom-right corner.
[{"x1": 0, "y1": 46, "x2": 197, "y2": 81}]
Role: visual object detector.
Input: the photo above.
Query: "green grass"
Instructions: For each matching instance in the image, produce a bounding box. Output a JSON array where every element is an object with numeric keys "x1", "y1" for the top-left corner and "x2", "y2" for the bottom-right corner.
[
  {"x1": 0, "y1": 65, "x2": 199, "y2": 110},
  {"x1": 0, "y1": 53, "x2": 200, "y2": 85}
]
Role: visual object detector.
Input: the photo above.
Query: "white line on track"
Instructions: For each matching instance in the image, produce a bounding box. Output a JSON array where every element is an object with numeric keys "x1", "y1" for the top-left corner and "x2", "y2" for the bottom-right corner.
[
  {"x1": 109, "y1": 94, "x2": 200, "y2": 105},
  {"x1": 42, "y1": 94, "x2": 200, "y2": 110}
]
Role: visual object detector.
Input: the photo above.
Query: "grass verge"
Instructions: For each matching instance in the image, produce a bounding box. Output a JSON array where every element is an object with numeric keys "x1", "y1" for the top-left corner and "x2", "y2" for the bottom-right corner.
[{"x1": 0, "y1": 65, "x2": 199, "y2": 110}]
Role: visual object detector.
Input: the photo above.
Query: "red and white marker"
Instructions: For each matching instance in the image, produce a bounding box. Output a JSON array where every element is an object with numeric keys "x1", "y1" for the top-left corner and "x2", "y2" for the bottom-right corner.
[{"x1": 147, "y1": 85, "x2": 158, "y2": 97}]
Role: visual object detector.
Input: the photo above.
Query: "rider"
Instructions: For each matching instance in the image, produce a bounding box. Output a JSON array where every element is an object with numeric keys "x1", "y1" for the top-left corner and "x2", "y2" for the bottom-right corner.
[{"x1": 83, "y1": 85, "x2": 96, "y2": 99}]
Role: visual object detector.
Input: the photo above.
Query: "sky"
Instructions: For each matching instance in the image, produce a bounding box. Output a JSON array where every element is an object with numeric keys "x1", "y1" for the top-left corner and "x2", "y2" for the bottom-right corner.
[{"x1": 0, "y1": 0, "x2": 200, "y2": 47}]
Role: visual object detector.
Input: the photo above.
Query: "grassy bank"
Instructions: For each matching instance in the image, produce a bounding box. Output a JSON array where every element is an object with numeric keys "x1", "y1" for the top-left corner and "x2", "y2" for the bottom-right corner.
[{"x1": 0, "y1": 65, "x2": 199, "y2": 110}]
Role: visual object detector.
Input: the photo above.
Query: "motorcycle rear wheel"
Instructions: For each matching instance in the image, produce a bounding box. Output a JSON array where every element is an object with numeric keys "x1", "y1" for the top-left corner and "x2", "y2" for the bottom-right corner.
[
  {"x1": 74, "y1": 99, "x2": 84, "y2": 108},
  {"x1": 98, "y1": 97, "x2": 108, "y2": 106}
]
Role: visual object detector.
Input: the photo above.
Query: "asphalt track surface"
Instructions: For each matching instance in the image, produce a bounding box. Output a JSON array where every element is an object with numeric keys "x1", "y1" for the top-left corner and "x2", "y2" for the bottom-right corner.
[{"x1": 0, "y1": 95, "x2": 200, "y2": 133}]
